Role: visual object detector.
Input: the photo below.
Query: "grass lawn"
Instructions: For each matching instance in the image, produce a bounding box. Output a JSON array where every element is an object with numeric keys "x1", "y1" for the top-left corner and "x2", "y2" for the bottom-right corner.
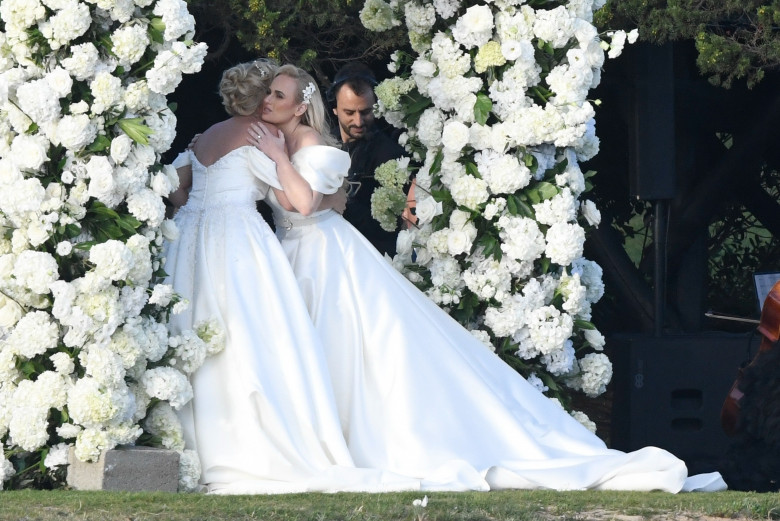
[{"x1": 0, "y1": 489, "x2": 778, "y2": 521}]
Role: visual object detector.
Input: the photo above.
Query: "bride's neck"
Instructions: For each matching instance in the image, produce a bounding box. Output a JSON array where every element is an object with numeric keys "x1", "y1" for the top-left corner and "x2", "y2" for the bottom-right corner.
[{"x1": 278, "y1": 118, "x2": 302, "y2": 139}]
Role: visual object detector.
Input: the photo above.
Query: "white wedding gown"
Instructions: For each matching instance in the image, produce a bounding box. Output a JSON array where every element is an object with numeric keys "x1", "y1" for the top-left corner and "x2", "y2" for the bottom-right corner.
[
  {"x1": 163, "y1": 147, "x2": 421, "y2": 494},
  {"x1": 265, "y1": 145, "x2": 727, "y2": 493}
]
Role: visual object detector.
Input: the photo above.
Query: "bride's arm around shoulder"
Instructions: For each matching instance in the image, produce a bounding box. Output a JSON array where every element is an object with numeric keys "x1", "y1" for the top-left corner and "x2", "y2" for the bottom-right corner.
[{"x1": 166, "y1": 150, "x2": 193, "y2": 209}]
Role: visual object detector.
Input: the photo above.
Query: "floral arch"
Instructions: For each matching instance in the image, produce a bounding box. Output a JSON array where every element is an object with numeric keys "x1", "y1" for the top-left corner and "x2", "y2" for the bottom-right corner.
[{"x1": 364, "y1": 0, "x2": 635, "y2": 427}]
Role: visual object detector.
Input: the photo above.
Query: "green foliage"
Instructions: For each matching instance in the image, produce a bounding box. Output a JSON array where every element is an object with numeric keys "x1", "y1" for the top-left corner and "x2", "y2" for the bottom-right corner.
[
  {"x1": 708, "y1": 167, "x2": 780, "y2": 319},
  {"x1": 187, "y1": 0, "x2": 407, "y2": 82},
  {"x1": 597, "y1": 0, "x2": 780, "y2": 88}
]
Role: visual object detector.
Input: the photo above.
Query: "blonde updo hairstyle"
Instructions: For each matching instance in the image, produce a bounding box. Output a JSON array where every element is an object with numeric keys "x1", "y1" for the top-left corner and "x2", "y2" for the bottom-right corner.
[
  {"x1": 275, "y1": 64, "x2": 339, "y2": 146},
  {"x1": 219, "y1": 59, "x2": 277, "y2": 116}
]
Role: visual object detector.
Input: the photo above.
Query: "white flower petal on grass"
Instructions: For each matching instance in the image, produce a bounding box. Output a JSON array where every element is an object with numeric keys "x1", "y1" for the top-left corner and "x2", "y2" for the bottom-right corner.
[{"x1": 412, "y1": 495, "x2": 429, "y2": 507}]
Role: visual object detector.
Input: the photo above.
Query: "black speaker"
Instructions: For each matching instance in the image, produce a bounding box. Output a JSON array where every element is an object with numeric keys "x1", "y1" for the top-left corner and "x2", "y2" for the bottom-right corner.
[
  {"x1": 628, "y1": 43, "x2": 676, "y2": 200},
  {"x1": 609, "y1": 333, "x2": 753, "y2": 474}
]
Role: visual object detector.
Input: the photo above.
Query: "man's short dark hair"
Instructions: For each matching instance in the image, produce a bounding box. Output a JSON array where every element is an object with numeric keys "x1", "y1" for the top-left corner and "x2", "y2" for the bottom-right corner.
[{"x1": 326, "y1": 62, "x2": 378, "y2": 107}]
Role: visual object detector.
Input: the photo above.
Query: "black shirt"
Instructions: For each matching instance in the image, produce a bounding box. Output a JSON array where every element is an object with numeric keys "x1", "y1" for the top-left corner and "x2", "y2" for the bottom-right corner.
[{"x1": 341, "y1": 129, "x2": 406, "y2": 257}]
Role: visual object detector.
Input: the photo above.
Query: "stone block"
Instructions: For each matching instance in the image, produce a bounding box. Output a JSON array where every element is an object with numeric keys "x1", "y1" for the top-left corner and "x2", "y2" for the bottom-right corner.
[{"x1": 67, "y1": 446, "x2": 180, "y2": 492}]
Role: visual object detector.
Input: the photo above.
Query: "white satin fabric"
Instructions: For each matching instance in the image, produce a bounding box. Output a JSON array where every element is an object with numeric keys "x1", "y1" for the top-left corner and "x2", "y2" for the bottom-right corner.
[
  {"x1": 163, "y1": 147, "x2": 421, "y2": 494},
  {"x1": 265, "y1": 145, "x2": 726, "y2": 493}
]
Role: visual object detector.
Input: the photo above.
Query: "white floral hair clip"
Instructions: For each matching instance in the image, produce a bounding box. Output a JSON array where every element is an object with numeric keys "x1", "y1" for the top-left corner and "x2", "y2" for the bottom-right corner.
[
  {"x1": 302, "y1": 82, "x2": 316, "y2": 105},
  {"x1": 253, "y1": 61, "x2": 267, "y2": 77}
]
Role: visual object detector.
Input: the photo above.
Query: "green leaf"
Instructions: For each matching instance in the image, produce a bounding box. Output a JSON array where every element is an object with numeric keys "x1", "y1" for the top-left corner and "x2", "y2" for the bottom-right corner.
[
  {"x1": 402, "y1": 90, "x2": 432, "y2": 127},
  {"x1": 429, "y1": 150, "x2": 443, "y2": 177},
  {"x1": 522, "y1": 152, "x2": 537, "y2": 169},
  {"x1": 73, "y1": 241, "x2": 97, "y2": 251},
  {"x1": 575, "y1": 319, "x2": 596, "y2": 330},
  {"x1": 87, "y1": 135, "x2": 111, "y2": 153},
  {"x1": 474, "y1": 93, "x2": 492, "y2": 125},
  {"x1": 539, "y1": 256, "x2": 551, "y2": 274},
  {"x1": 149, "y1": 17, "x2": 166, "y2": 44},
  {"x1": 88, "y1": 201, "x2": 120, "y2": 220},
  {"x1": 19, "y1": 360, "x2": 41, "y2": 378},
  {"x1": 98, "y1": 34, "x2": 115, "y2": 55},
  {"x1": 404, "y1": 91, "x2": 432, "y2": 113},
  {"x1": 550, "y1": 157, "x2": 569, "y2": 176},
  {"x1": 117, "y1": 215, "x2": 142, "y2": 233},
  {"x1": 479, "y1": 233, "x2": 497, "y2": 257},
  {"x1": 118, "y1": 118, "x2": 153, "y2": 145},
  {"x1": 516, "y1": 199, "x2": 534, "y2": 218},
  {"x1": 431, "y1": 189, "x2": 453, "y2": 203},
  {"x1": 536, "y1": 181, "x2": 560, "y2": 201},
  {"x1": 64, "y1": 223, "x2": 81, "y2": 238},
  {"x1": 465, "y1": 162, "x2": 480, "y2": 178},
  {"x1": 540, "y1": 371, "x2": 561, "y2": 392}
]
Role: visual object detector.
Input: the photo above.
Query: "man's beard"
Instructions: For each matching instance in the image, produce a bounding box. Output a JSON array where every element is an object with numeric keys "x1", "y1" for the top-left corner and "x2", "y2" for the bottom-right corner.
[{"x1": 342, "y1": 122, "x2": 370, "y2": 141}]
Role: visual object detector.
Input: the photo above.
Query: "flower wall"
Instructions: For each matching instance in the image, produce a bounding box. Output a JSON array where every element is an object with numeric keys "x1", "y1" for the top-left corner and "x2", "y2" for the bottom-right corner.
[
  {"x1": 364, "y1": 0, "x2": 637, "y2": 428},
  {"x1": 0, "y1": 0, "x2": 218, "y2": 490}
]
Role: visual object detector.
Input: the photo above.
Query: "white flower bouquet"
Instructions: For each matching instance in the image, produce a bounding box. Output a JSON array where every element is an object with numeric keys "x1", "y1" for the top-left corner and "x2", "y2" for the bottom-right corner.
[
  {"x1": 0, "y1": 0, "x2": 217, "y2": 491},
  {"x1": 364, "y1": 0, "x2": 638, "y2": 427}
]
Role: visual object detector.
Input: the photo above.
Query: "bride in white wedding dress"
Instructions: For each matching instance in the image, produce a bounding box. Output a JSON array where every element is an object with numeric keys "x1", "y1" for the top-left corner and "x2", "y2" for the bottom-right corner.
[
  {"x1": 249, "y1": 64, "x2": 727, "y2": 493},
  {"x1": 163, "y1": 60, "x2": 421, "y2": 494}
]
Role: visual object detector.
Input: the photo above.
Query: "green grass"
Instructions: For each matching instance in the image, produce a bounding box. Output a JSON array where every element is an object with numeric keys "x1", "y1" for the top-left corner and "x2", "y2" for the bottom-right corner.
[{"x1": 0, "y1": 490, "x2": 778, "y2": 521}]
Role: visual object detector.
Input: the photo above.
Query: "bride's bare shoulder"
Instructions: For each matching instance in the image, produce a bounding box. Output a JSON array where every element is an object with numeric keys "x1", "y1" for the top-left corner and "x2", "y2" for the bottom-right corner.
[{"x1": 298, "y1": 127, "x2": 325, "y2": 147}]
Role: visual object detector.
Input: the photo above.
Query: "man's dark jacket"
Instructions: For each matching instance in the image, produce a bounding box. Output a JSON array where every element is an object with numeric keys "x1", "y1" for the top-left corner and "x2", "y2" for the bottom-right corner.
[{"x1": 341, "y1": 129, "x2": 405, "y2": 257}]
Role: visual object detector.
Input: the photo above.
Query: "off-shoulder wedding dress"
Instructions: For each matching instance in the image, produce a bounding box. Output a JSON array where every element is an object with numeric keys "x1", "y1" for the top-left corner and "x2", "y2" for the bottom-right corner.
[
  {"x1": 163, "y1": 147, "x2": 419, "y2": 494},
  {"x1": 263, "y1": 145, "x2": 726, "y2": 493}
]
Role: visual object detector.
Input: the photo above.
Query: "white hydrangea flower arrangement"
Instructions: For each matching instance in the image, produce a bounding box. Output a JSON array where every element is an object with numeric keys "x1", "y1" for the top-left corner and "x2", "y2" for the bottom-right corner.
[
  {"x1": 0, "y1": 0, "x2": 219, "y2": 491},
  {"x1": 364, "y1": 0, "x2": 638, "y2": 428}
]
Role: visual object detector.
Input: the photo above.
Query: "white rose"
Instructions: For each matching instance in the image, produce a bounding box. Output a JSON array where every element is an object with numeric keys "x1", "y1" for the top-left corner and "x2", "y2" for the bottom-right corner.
[
  {"x1": 56, "y1": 241, "x2": 73, "y2": 256},
  {"x1": 0, "y1": 292, "x2": 23, "y2": 328},
  {"x1": 583, "y1": 328, "x2": 605, "y2": 350},
  {"x1": 110, "y1": 135, "x2": 133, "y2": 164},
  {"x1": 45, "y1": 67, "x2": 73, "y2": 97},
  {"x1": 447, "y1": 228, "x2": 472, "y2": 256},
  {"x1": 441, "y1": 120, "x2": 470, "y2": 153},
  {"x1": 414, "y1": 194, "x2": 443, "y2": 225},
  {"x1": 396, "y1": 228, "x2": 413, "y2": 255},
  {"x1": 56, "y1": 114, "x2": 97, "y2": 151},
  {"x1": 26, "y1": 221, "x2": 51, "y2": 246},
  {"x1": 150, "y1": 171, "x2": 173, "y2": 197},
  {"x1": 148, "y1": 284, "x2": 174, "y2": 307},
  {"x1": 10, "y1": 134, "x2": 48, "y2": 170},
  {"x1": 501, "y1": 40, "x2": 524, "y2": 61},
  {"x1": 580, "y1": 199, "x2": 601, "y2": 226}
]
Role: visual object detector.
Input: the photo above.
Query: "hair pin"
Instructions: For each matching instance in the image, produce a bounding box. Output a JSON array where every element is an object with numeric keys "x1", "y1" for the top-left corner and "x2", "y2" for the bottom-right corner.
[
  {"x1": 302, "y1": 82, "x2": 316, "y2": 105},
  {"x1": 253, "y1": 61, "x2": 267, "y2": 77}
]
